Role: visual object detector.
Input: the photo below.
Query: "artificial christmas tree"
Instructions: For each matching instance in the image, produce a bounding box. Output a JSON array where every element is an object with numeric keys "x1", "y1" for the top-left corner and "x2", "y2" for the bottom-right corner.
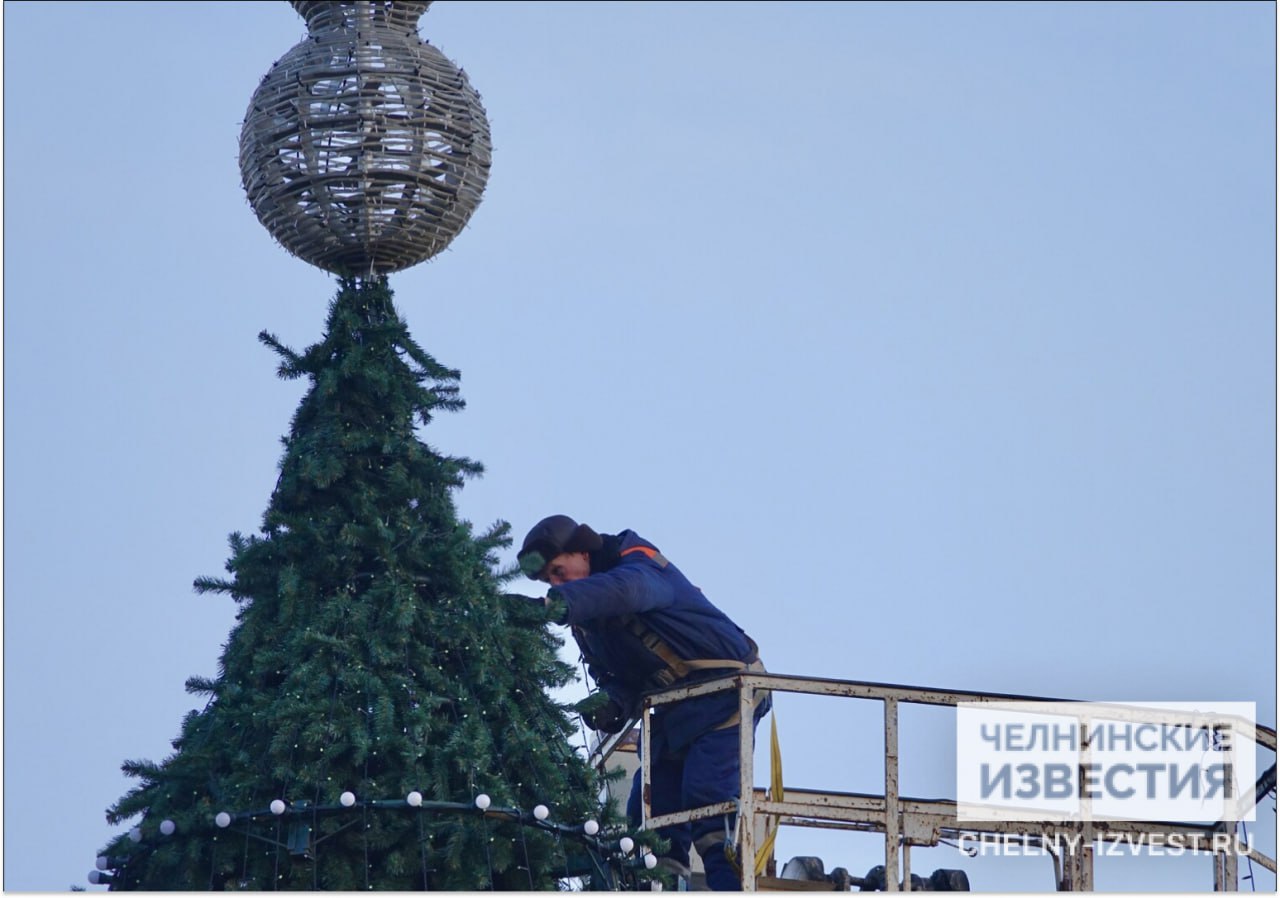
[
  {"x1": 97, "y1": 279, "x2": 611, "y2": 889},
  {"x1": 93, "y1": 6, "x2": 653, "y2": 888}
]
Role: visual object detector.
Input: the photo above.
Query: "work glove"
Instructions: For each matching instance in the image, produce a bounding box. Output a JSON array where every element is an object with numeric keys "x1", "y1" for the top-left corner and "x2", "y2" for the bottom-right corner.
[
  {"x1": 503, "y1": 593, "x2": 568, "y2": 625},
  {"x1": 544, "y1": 590, "x2": 568, "y2": 625},
  {"x1": 575, "y1": 692, "x2": 628, "y2": 734}
]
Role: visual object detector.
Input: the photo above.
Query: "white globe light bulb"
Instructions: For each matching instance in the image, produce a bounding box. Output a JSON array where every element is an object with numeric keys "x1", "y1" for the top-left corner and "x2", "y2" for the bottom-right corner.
[
  {"x1": 159, "y1": 819, "x2": 176, "y2": 836},
  {"x1": 96, "y1": 856, "x2": 109, "y2": 872},
  {"x1": 128, "y1": 827, "x2": 142, "y2": 843},
  {"x1": 583, "y1": 819, "x2": 599, "y2": 836},
  {"x1": 619, "y1": 836, "x2": 635, "y2": 854},
  {"x1": 88, "y1": 871, "x2": 105, "y2": 885},
  {"x1": 645, "y1": 852, "x2": 658, "y2": 870},
  {"x1": 475, "y1": 793, "x2": 491, "y2": 810},
  {"x1": 533, "y1": 804, "x2": 549, "y2": 820},
  {"x1": 407, "y1": 791, "x2": 423, "y2": 807},
  {"x1": 340, "y1": 791, "x2": 356, "y2": 807},
  {"x1": 270, "y1": 799, "x2": 286, "y2": 816},
  {"x1": 215, "y1": 812, "x2": 232, "y2": 828}
]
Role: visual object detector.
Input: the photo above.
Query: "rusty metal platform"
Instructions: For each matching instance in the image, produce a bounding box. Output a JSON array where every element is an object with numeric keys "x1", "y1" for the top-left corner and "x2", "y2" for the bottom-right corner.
[{"x1": 590, "y1": 672, "x2": 1276, "y2": 891}]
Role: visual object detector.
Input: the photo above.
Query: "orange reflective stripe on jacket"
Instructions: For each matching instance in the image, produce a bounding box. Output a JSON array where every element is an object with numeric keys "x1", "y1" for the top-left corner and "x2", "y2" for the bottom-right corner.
[
  {"x1": 621, "y1": 545, "x2": 658, "y2": 560},
  {"x1": 621, "y1": 544, "x2": 671, "y2": 569}
]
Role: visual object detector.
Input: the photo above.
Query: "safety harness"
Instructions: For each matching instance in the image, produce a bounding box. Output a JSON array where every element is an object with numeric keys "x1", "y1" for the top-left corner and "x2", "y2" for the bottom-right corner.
[
  {"x1": 601, "y1": 545, "x2": 775, "y2": 887},
  {"x1": 624, "y1": 618, "x2": 761, "y2": 687},
  {"x1": 615, "y1": 544, "x2": 760, "y2": 686},
  {"x1": 571, "y1": 544, "x2": 769, "y2": 731}
]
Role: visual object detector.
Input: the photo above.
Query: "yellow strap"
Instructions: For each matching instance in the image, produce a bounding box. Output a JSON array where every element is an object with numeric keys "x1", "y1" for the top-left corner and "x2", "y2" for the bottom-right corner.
[
  {"x1": 724, "y1": 711, "x2": 784, "y2": 882},
  {"x1": 754, "y1": 712, "x2": 784, "y2": 876}
]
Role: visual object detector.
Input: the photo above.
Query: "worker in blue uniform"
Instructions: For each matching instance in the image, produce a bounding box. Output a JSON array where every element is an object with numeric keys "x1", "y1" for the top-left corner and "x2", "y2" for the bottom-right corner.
[{"x1": 514, "y1": 515, "x2": 769, "y2": 891}]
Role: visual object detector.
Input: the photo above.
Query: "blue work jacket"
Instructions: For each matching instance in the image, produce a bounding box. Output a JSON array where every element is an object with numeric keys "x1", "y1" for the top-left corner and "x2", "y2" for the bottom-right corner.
[{"x1": 550, "y1": 530, "x2": 765, "y2": 756}]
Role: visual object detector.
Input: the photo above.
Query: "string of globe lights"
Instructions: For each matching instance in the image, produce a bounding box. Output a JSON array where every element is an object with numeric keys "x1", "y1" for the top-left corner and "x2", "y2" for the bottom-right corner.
[{"x1": 91, "y1": 790, "x2": 658, "y2": 889}]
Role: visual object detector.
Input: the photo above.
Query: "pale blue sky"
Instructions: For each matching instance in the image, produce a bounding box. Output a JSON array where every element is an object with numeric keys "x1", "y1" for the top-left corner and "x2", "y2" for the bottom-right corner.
[{"x1": 4, "y1": 1, "x2": 1275, "y2": 891}]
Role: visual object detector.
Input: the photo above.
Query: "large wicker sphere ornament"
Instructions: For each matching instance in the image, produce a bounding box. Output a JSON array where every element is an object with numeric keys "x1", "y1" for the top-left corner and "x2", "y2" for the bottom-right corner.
[{"x1": 240, "y1": 1, "x2": 491, "y2": 275}]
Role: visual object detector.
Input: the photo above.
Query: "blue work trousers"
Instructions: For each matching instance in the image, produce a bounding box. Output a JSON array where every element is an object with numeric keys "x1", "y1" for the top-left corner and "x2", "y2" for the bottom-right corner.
[{"x1": 626, "y1": 722, "x2": 757, "y2": 891}]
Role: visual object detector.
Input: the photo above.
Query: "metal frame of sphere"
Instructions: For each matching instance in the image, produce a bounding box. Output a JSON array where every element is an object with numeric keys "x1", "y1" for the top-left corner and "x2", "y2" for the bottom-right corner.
[{"x1": 240, "y1": 1, "x2": 492, "y2": 275}]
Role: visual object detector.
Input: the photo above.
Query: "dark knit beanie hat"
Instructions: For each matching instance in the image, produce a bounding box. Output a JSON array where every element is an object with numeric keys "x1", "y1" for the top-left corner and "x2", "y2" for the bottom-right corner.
[{"x1": 518, "y1": 515, "x2": 603, "y2": 579}]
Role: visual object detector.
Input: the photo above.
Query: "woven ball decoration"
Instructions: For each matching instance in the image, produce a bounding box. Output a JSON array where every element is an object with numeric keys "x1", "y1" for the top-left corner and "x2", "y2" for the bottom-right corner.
[{"x1": 240, "y1": 1, "x2": 492, "y2": 275}]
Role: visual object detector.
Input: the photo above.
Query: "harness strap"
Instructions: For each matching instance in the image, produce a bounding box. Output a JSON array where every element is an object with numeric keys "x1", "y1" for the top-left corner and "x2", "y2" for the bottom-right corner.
[
  {"x1": 712, "y1": 659, "x2": 770, "y2": 730},
  {"x1": 616, "y1": 544, "x2": 763, "y2": 695},
  {"x1": 625, "y1": 618, "x2": 760, "y2": 688}
]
